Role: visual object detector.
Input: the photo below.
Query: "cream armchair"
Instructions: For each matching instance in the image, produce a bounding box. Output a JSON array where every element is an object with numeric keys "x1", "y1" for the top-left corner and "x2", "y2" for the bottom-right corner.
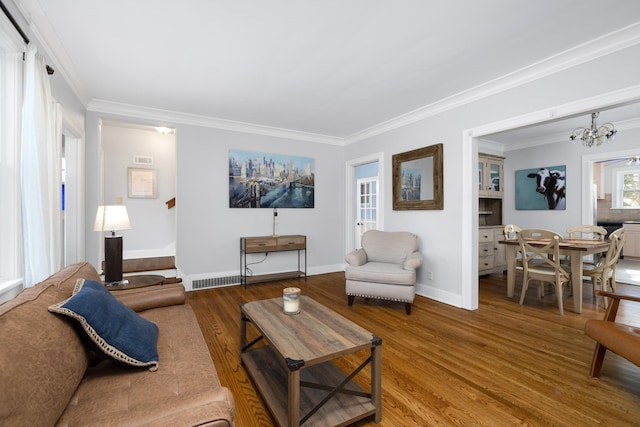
[{"x1": 345, "y1": 230, "x2": 422, "y2": 314}]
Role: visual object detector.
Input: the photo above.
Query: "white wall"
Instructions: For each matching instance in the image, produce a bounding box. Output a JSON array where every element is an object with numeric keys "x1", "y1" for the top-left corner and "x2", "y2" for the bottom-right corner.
[{"x1": 175, "y1": 126, "x2": 345, "y2": 280}]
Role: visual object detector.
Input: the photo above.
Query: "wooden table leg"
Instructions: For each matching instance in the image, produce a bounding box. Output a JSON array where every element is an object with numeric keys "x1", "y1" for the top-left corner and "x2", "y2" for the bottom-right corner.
[
  {"x1": 505, "y1": 245, "x2": 516, "y2": 298},
  {"x1": 239, "y1": 308, "x2": 247, "y2": 356},
  {"x1": 371, "y1": 341, "x2": 382, "y2": 423},
  {"x1": 288, "y1": 369, "x2": 300, "y2": 427},
  {"x1": 570, "y1": 254, "x2": 584, "y2": 314}
]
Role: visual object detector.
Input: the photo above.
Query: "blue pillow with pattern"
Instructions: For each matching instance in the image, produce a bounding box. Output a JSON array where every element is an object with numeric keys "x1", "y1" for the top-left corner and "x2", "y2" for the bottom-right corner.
[{"x1": 49, "y1": 279, "x2": 159, "y2": 371}]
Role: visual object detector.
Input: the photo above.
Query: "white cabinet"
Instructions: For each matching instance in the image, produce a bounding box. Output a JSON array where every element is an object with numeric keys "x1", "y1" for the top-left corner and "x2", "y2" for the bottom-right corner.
[
  {"x1": 479, "y1": 226, "x2": 506, "y2": 275},
  {"x1": 478, "y1": 154, "x2": 504, "y2": 198},
  {"x1": 623, "y1": 224, "x2": 640, "y2": 259},
  {"x1": 478, "y1": 153, "x2": 505, "y2": 275}
]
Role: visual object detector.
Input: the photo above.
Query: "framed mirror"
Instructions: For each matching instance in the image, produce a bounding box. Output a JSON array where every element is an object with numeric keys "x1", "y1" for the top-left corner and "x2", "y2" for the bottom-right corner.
[{"x1": 392, "y1": 143, "x2": 443, "y2": 210}]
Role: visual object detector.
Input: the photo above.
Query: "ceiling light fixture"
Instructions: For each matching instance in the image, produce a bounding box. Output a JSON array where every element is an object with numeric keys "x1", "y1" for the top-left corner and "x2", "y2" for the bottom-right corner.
[
  {"x1": 569, "y1": 112, "x2": 617, "y2": 148},
  {"x1": 627, "y1": 156, "x2": 640, "y2": 166},
  {"x1": 155, "y1": 126, "x2": 175, "y2": 135}
]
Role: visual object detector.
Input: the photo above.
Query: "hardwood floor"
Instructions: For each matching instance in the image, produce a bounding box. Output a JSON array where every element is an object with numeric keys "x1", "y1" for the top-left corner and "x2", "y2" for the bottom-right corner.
[{"x1": 186, "y1": 272, "x2": 640, "y2": 426}]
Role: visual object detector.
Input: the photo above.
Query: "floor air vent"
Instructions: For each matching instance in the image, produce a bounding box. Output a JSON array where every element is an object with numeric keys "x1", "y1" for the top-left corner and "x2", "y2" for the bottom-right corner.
[{"x1": 192, "y1": 275, "x2": 240, "y2": 289}]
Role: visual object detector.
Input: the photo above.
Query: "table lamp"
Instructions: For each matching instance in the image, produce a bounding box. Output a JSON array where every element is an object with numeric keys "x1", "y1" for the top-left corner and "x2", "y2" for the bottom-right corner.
[{"x1": 94, "y1": 205, "x2": 131, "y2": 283}]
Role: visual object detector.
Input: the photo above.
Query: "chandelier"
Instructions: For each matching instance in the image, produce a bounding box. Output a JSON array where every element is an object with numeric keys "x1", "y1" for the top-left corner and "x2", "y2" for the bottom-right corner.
[{"x1": 569, "y1": 112, "x2": 617, "y2": 147}]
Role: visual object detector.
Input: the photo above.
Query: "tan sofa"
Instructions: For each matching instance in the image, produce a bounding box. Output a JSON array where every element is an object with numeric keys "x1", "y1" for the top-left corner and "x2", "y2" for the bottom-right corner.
[
  {"x1": 0, "y1": 262, "x2": 235, "y2": 426},
  {"x1": 345, "y1": 230, "x2": 422, "y2": 314}
]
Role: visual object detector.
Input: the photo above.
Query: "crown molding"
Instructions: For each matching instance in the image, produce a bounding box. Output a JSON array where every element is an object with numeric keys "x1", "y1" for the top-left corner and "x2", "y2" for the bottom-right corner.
[
  {"x1": 345, "y1": 22, "x2": 640, "y2": 145},
  {"x1": 87, "y1": 99, "x2": 346, "y2": 145}
]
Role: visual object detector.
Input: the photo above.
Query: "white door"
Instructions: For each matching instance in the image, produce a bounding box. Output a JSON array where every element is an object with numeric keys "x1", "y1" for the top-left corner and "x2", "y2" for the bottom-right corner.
[{"x1": 355, "y1": 177, "x2": 378, "y2": 248}]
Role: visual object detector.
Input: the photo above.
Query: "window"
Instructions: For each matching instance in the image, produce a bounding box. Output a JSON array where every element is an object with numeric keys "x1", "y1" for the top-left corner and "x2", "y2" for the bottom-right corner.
[
  {"x1": 0, "y1": 14, "x2": 24, "y2": 288},
  {"x1": 612, "y1": 166, "x2": 640, "y2": 209}
]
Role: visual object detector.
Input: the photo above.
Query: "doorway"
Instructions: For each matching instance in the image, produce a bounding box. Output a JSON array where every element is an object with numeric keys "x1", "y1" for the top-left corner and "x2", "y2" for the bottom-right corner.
[
  {"x1": 100, "y1": 121, "x2": 177, "y2": 260},
  {"x1": 355, "y1": 167, "x2": 379, "y2": 248},
  {"x1": 345, "y1": 153, "x2": 384, "y2": 253}
]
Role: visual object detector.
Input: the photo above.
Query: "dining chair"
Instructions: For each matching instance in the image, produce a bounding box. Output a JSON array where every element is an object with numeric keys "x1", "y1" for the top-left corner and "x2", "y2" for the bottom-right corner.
[
  {"x1": 503, "y1": 224, "x2": 522, "y2": 240},
  {"x1": 566, "y1": 224, "x2": 607, "y2": 266},
  {"x1": 503, "y1": 224, "x2": 523, "y2": 272},
  {"x1": 582, "y1": 231, "x2": 627, "y2": 309},
  {"x1": 566, "y1": 224, "x2": 607, "y2": 240},
  {"x1": 517, "y1": 229, "x2": 571, "y2": 315},
  {"x1": 609, "y1": 227, "x2": 625, "y2": 240}
]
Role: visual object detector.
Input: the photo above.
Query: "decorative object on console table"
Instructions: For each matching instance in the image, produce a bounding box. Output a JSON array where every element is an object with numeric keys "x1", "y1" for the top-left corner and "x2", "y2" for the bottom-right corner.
[
  {"x1": 272, "y1": 208, "x2": 278, "y2": 237},
  {"x1": 240, "y1": 235, "x2": 306, "y2": 286},
  {"x1": 94, "y1": 205, "x2": 131, "y2": 283}
]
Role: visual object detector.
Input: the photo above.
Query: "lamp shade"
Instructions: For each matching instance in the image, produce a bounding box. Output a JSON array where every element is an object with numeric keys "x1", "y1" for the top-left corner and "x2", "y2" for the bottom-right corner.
[{"x1": 94, "y1": 205, "x2": 131, "y2": 233}]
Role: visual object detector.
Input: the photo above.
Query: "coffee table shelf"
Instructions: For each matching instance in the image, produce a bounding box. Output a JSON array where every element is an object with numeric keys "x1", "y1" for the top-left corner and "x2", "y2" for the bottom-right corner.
[
  {"x1": 240, "y1": 296, "x2": 381, "y2": 427},
  {"x1": 242, "y1": 346, "x2": 376, "y2": 427}
]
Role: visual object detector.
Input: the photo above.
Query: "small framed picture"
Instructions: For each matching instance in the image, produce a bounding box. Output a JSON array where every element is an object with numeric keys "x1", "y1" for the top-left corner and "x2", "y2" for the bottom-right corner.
[{"x1": 128, "y1": 168, "x2": 157, "y2": 199}]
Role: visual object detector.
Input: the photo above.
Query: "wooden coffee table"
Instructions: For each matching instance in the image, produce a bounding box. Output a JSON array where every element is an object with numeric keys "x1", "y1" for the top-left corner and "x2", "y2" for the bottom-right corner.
[{"x1": 240, "y1": 295, "x2": 382, "y2": 427}]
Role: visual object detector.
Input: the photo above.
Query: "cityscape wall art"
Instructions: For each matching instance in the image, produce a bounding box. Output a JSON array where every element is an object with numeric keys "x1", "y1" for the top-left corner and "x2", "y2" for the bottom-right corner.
[{"x1": 229, "y1": 150, "x2": 315, "y2": 208}]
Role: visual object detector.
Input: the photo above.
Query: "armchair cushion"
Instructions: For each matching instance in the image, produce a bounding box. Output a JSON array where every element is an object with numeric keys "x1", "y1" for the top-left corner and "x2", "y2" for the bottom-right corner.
[
  {"x1": 345, "y1": 248, "x2": 367, "y2": 266},
  {"x1": 361, "y1": 230, "x2": 419, "y2": 264},
  {"x1": 345, "y1": 262, "x2": 416, "y2": 286}
]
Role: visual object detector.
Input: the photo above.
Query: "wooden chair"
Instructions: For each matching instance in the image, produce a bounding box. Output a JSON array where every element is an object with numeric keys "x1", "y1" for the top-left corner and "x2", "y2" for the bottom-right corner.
[
  {"x1": 502, "y1": 224, "x2": 522, "y2": 240},
  {"x1": 503, "y1": 224, "x2": 523, "y2": 271},
  {"x1": 609, "y1": 227, "x2": 625, "y2": 240},
  {"x1": 566, "y1": 224, "x2": 607, "y2": 240},
  {"x1": 584, "y1": 288, "x2": 640, "y2": 377},
  {"x1": 517, "y1": 229, "x2": 571, "y2": 315},
  {"x1": 582, "y1": 231, "x2": 626, "y2": 309},
  {"x1": 566, "y1": 224, "x2": 607, "y2": 266}
]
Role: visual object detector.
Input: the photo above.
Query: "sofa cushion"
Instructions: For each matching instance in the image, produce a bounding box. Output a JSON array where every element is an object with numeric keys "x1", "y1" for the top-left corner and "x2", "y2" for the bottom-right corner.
[
  {"x1": 49, "y1": 279, "x2": 160, "y2": 371},
  {"x1": 57, "y1": 304, "x2": 236, "y2": 426},
  {"x1": 0, "y1": 262, "x2": 99, "y2": 427},
  {"x1": 362, "y1": 230, "x2": 418, "y2": 264}
]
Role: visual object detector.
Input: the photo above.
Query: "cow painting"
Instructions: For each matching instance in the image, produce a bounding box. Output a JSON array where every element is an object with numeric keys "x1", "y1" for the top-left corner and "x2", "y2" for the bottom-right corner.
[{"x1": 515, "y1": 165, "x2": 567, "y2": 210}]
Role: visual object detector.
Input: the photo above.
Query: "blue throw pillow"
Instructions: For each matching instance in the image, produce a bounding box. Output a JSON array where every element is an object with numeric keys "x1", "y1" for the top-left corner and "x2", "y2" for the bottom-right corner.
[{"x1": 49, "y1": 279, "x2": 159, "y2": 371}]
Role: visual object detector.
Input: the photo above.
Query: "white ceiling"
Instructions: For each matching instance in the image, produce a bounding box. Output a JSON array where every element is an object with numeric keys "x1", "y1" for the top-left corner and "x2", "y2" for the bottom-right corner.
[{"x1": 15, "y1": 0, "x2": 640, "y2": 139}]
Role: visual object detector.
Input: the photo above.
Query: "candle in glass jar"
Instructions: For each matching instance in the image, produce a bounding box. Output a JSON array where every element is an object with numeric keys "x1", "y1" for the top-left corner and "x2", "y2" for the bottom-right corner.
[{"x1": 283, "y1": 287, "x2": 301, "y2": 314}]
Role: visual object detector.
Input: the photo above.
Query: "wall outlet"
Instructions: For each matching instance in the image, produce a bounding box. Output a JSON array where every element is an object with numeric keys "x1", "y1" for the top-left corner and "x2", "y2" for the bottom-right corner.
[{"x1": 428, "y1": 271, "x2": 433, "y2": 280}]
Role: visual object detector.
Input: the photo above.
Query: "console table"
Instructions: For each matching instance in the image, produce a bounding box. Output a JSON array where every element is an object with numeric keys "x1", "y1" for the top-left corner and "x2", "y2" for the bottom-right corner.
[{"x1": 240, "y1": 235, "x2": 306, "y2": 286}]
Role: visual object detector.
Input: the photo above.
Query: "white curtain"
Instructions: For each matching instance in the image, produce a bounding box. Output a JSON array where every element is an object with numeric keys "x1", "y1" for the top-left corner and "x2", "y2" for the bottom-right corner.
[{"x1": 20, "y1": 45, "x2": 62, "y2": 286}]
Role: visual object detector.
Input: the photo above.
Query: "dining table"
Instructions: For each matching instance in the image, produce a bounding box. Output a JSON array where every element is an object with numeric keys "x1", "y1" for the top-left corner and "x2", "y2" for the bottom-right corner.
[{"x1": 499, "y1": 238, "x2": 611, "y2": 313}]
